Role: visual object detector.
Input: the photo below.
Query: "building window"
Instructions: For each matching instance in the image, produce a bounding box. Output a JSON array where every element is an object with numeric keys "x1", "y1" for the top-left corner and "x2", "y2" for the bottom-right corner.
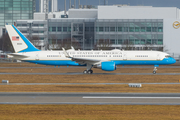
[
  {"x1": 158, "y1": 39, "x2": 163, "y2": 45},
  {"x1": 135, "y1": 27, "x2": 140, "y2": 32},
  {"x1": 22, "y1": 24, "x2": 27, "y2": 26},
  {"x1": 129, "y1": 27, "x2": 134, "y2": 32},
  {"x1": 96, "y1": 27, "x2": 99, "y2": 32},
  {"x1": 105, "y1": 27, "x2": 109, "y2": 32},
  {"x1": 146, "y1": 27, "x2": 151, "y2": 32},
  {"x1": 21, "y1": 31, "x2": 27, "y2": 33},
  {"x1": 32, "y1": 24, "x2": 38, "y2": 26},
  {"x1": 152, "y1": 27, "x2": 157, "y2": 32},
  {"x1": 110, "y1": 39, "x2": 115, "y2": 44},
  {"x1": 135, "y1": 39, "x2": 140, "y2": 45},
  {"x1": 146, "y1": 39, "x2": 151, "y2": 44},
  {"x1": 152, "y1": 39, "x2": 157, "y2": 45},
  {"x1": 33, "y1": 31, "x2": 38, "y2": 33},
  {"x1": 118, "y1": 39, "x2": 123, "y2": 44},
  {"x1": 52, "y1": 39, "x2": 56, "y2": 44},
  {"x1": 52, "y1": 27, "x2": 56, "y2": 32},
  {"x1": 17, "y1": 24, "x2": 21, "y2": 27},
  {"x1": 85, "y1": 27, "x2": 89, "y2": 31},
  {"x1": 99, "y1": 27, "x2": 103, "y2": 32},
  {"x1": 123, "y1": 27, "x2": 128, "y2": 32},
  {"x1": 141, "y1": 39, "x2": 145, "y2": 45},
  {"x1": 129, "y1": 39, "x2": 134, "y2": 44},
  {"x1": 68, "y1": 27, "x2": 71, "y2": 32},
  {"x1": 90, "y1": 27, "x2": 94, "y2": 32},
  {"x1": 110, "y1": 27, "x2": 115, "y2": 32},
  {"x1": 57, "y1": 39, "x2": 62, "y2": 44},
  {"x1": 63, "y1": 27, "x2": 67, "y2": 32},
  {"x1": 158, "y1": 27, "x2": 163, "y2": 32},
  {"x1": 141, "y1": 27, "x2": 145, "y2": 32},
  {"x1": 49, "y1": 27, "x2": 52, "y2": 32},
  {"x1": 117, "y1": 27, "x2": 122, "y2": 32},
  {"x1": 57, "y1": 27, "x2": 61, "y2": 32}
]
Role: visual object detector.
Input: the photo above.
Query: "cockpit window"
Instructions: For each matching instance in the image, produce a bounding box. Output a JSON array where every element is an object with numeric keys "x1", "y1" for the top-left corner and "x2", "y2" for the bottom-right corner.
[{"x1": 165, "y1": 55, "x2": 171, "y2": 58}]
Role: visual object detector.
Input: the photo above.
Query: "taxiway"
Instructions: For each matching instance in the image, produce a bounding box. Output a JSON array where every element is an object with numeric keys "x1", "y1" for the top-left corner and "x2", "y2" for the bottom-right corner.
[{"x1": 0, "y1": 92, "x2": 180, "y2": 105}]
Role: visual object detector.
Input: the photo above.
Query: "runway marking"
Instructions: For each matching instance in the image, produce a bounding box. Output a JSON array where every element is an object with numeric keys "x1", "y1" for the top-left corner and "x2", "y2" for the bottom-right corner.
[{"x1": 83, "y1": 97, "x2": 180, "y2": 99}]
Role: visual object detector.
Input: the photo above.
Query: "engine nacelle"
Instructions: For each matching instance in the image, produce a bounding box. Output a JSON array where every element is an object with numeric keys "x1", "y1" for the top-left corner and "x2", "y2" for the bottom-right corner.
[{"x1": 94, "y1": 61, "x2": 116, "y2": 71}]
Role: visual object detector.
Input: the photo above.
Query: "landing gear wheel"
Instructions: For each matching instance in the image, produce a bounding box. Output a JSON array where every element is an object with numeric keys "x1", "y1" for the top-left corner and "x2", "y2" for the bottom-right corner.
[
  {"x1": 87, "y1": 70, "x2": 93, "y2": 74},
  {"x1": 153, "y1": 66, "x2": 157, "y2": 74},
  {"x1": 83, "y1": 70, "x2": 87, "y2": 74}
]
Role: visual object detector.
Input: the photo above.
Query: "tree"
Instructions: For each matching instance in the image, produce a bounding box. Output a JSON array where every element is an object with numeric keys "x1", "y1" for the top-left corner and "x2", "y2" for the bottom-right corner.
[
  {"x1": 122, "y1": 39, "x2": 134, "y2": 50},
  {"x1": 29, "y1": 35, "x2": 40, "y2": 47},
  {"x1": 158, "y1": 45, "x2": 168, "y2": 52},
  {"x1": 0, "y1": 34, "x2": 14, "y2": 52},
  {"x1": 71, "y1": 38, "x2": 81, "y2": 50},
  {"x1": 94, "y1": 39, "x2": 112, "y2": 50},
  {"x1": 49, "y1": 34, "x2": 58, "y2": 50}
]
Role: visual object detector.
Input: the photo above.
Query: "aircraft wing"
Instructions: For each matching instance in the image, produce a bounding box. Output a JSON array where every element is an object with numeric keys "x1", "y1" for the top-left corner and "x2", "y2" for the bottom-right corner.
[
  {"x1": 71, "y1": 57, "x2": 101, "y2": 65},
  {"x1": 62, "y1": 48, "x2": 102, "y2": 65}
]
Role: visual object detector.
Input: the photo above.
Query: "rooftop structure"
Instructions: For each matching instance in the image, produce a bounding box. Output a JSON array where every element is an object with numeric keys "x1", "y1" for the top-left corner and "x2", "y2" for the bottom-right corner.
[{"x1": 14, "y1": 5, "x2": 180, "y2": 56}]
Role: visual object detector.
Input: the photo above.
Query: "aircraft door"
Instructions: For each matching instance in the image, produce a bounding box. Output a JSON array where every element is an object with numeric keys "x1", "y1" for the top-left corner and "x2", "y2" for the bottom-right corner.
[
  {"x1": 123, "y1": 52, "x2": 127, "y2": 60},
  {"x1": 35, "y1": 53, "x2": 39, "y2": 60}
]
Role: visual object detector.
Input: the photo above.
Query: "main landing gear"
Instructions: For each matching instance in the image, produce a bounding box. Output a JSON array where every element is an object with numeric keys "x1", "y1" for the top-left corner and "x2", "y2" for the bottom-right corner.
[
  {"x1": 83, "y1": 70, "x2": 93, "y2": 74},
  {"x1": 153, "y1": 65, "x2": 159, "y2": 74},
  {"x1": 83, "y1": 64, "x2": 93, "y2": 74}
]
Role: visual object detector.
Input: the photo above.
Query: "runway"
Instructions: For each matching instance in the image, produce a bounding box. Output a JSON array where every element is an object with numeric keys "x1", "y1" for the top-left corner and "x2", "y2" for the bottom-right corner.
[
  {"x1": 1, "y1": 72, "x2": 180, "y2": 75},
  {"x1": 0, "y1": 92, "x2": 180, "y2": 105},
  {"x1": 1, "y1": 83, "x2": 180, "y2": 85}
]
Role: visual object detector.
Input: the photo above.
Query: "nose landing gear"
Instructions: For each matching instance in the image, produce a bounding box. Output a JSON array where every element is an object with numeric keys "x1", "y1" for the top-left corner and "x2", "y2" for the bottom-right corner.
[
  {"x1": 153, "y1": 65, "x2": 159, "y2": 74},
  {"x1": 153, "y1": 67, "x2": 157, "y2": 74}
]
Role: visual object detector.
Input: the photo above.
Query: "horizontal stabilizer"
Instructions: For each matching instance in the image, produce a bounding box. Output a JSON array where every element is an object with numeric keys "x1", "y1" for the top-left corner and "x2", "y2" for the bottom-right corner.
[{"x1": 8, "y1": 53, "x2": 29, "y2": 58}]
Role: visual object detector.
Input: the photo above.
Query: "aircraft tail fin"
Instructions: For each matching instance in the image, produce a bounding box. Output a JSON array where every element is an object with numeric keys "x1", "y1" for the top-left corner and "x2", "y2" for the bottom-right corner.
[{"x1": 5, "y1": 25, "x2": 40, "y2": 53}]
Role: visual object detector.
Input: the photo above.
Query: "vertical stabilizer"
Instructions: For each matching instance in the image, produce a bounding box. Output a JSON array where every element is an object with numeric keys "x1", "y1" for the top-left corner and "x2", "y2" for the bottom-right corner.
[{"x1": 5, "y1": 25, "x2": 40, "y2": 53}]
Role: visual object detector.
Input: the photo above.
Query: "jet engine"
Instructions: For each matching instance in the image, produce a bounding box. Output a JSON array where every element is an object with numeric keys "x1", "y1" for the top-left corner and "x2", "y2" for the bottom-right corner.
[{"x1": 94, "y1": 61, "x2": 116, "y2": 71}]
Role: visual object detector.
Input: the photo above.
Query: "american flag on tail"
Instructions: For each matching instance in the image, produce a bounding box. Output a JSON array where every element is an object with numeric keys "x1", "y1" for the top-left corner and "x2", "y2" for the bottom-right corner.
[{"x1": 12, "y1": 36, "x2": 19, "y2": 41}]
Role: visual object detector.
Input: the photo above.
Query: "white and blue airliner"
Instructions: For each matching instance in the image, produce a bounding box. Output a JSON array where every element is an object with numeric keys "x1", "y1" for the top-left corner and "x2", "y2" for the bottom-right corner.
[{"x1": 6, "y1": 25, "x2": 176, "y2": 74}]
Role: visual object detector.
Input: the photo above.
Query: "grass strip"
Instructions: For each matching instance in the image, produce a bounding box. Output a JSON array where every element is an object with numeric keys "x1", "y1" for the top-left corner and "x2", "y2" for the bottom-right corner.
[
  {"x1": 1, "y1": 84, "x2": 180, "y2": 93},
  {"x1": 0, "y1": 105, "x2": 180, "y2": 120}
]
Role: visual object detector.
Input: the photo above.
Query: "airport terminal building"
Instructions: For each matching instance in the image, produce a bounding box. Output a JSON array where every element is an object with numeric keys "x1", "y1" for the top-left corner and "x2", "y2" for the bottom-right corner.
[{"x1": 16, "y1": 5, "x2": 180, "y2": 56}]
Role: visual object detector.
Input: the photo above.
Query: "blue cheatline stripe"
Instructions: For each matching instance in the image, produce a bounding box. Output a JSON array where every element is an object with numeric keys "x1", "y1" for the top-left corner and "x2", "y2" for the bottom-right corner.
[
  {"x1": 24, "y1": 57, "x2": 175, "y2": 66},
  {"x1": 25, "y1": 60, "x2": 85, "y2": 66},
  {"x1": 12, "y1": 25, "x2": 40, "y2": 53}
]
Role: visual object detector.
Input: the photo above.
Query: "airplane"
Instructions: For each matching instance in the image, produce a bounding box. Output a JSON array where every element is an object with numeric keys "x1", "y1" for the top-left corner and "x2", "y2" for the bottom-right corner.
[{"x1": 5, "y1": 25, "x2": 176, "y2": 74}]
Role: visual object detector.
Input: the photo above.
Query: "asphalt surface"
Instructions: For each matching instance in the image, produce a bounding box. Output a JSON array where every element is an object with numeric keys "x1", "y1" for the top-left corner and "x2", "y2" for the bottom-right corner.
[
  {"x1": 0, "y1": 92, "x2": 180, "y2": 105},
  {"x1": 1, "y1": 83, "x2": 180, "y2": 85},
  {"x1": 1, "y1": 72, "x2": 180, "y2": 75}
]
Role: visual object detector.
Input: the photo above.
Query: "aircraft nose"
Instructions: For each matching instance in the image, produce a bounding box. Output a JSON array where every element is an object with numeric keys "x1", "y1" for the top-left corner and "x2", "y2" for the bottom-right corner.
[{"x1": 169, "y1": 57, "x2": 176, "y2": 64}]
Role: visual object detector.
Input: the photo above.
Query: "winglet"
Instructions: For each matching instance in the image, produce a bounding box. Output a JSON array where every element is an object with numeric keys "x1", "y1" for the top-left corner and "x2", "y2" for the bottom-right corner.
[
  {"x1": 62, "y1": 47, "x2": 71, "y2": 58},
  {"x1": 71, "y1": 46, "x2": 75, "y2": 50}
]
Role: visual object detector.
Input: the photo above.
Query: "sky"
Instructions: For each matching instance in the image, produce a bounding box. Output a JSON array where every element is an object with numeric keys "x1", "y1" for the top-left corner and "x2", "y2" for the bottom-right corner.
[{"x1": 36, "y1": 0, "x2": 180, "y2": 12}]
